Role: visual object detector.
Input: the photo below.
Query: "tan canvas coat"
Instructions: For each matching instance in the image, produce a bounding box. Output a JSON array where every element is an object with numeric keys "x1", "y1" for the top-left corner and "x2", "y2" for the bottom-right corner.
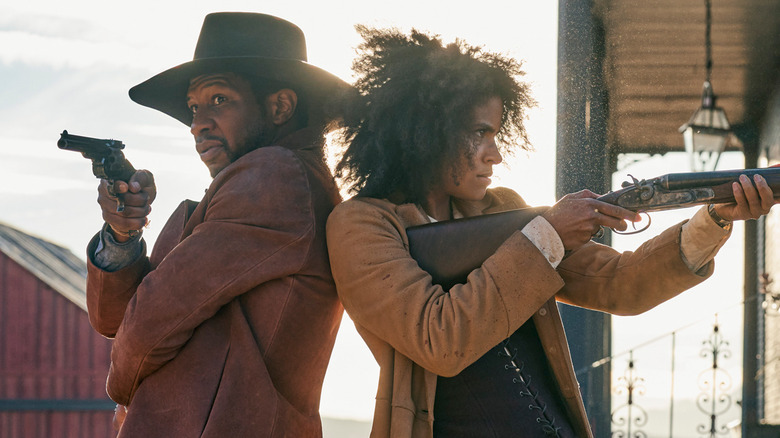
[
  {"x1": 87, "y1": 129, "x2": 343, "y2": 437},
  {"x1": 326, "y1": 187, "x2": 722, "y2": 438}
]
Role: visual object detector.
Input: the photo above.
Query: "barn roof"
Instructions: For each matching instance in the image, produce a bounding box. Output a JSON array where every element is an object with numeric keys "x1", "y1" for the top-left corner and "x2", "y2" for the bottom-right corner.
[{"x1": 0, "y1": 221, "x2": 87, "y2": 311}]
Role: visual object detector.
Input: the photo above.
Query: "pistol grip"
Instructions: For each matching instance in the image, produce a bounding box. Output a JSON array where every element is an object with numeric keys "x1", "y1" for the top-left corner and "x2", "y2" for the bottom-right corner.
[{"x1": 107, "y1": 182, "x2": 126, "y2": 213}]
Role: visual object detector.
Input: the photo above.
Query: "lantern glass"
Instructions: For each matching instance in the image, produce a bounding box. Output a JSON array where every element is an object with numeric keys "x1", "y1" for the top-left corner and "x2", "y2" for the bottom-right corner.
[
  {"x1": 682, "y1": 125, "x2": 730, "y2": 171},
  {"x1": 679, "y1": 82, "x2": 732, "y2": 171}
]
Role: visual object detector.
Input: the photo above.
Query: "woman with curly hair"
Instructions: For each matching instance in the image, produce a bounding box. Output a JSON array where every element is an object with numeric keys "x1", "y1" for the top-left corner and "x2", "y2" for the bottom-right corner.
[{"x1": 326, "y1": 27, "x2": 776, "y2": 438}]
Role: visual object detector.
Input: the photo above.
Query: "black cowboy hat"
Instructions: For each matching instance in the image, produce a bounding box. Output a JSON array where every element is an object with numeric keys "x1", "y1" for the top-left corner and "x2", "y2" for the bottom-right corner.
[{"x1": 129, "y1": 12, "x2": 348, "y2": 125}]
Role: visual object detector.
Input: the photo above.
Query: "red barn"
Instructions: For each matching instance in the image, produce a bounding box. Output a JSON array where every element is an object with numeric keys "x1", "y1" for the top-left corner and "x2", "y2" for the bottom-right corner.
[{"x1": 0, "y1": 222, "x2": 115, "y2": 437}]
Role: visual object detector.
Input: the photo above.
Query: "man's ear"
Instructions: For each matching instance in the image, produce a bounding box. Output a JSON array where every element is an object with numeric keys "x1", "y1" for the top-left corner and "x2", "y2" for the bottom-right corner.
[{"x1": 266, "y1": 89, "x2": 298, "y2": 126}]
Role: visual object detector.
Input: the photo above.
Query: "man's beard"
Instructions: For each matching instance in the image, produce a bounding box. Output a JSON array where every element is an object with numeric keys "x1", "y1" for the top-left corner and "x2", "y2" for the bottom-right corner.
[
  {"x1": 202, "y1": 120, "x2": 278, "y2": 178},
  {"x1": 226, "y1": 120, "x2": 277, "y2": 164}
]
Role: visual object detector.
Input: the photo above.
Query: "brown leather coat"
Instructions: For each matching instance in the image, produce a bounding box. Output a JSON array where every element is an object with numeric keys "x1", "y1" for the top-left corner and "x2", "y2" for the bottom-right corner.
[
  {"x1": 87, "y1": 129, "x2": 343, "y2": 437},
  {"x1": 326, "y1": 187, "x2": 719, "y2": 438}
]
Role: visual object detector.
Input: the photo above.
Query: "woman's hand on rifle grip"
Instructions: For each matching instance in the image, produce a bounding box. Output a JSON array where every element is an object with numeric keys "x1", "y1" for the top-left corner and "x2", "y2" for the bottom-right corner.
[{"x1": 542, "y1": 190, "x2": 641, "y2": 251}]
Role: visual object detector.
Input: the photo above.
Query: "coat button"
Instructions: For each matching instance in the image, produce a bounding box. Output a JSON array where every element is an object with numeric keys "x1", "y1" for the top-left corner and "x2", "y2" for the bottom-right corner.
[{"x1": 538, "y1": 307, "x2": 548, "y2": 316}]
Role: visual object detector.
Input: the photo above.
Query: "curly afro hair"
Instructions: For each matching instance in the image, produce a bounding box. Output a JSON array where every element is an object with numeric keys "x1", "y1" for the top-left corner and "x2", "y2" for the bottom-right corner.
[{"x1": 335, "y1": 26, "x2": 536, "y2": 204}]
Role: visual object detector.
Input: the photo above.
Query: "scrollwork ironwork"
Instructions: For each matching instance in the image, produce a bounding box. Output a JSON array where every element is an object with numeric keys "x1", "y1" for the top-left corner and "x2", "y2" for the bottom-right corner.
[
  {"x1": 695, "y1": 316, "x2": 732, "y2": 437},
  {"x1": 611, "y1": 352, "x2": 648, "y2": 438},
  {"x1": 760, "y1": 273, "x2": 779, "y2": 315}
]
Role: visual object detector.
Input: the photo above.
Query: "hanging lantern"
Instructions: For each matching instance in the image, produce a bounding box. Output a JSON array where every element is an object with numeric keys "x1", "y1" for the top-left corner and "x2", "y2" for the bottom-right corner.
[
  {"x1": 679, "y1": 0, "x2": 733, "y2": 172},
  {"x1": 679, "y1": 81, "x2": 731, "y2": 172}
]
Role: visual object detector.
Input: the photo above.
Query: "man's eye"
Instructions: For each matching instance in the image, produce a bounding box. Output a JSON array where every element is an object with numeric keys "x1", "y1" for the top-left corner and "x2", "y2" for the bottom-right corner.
[
  {"x1": 189, "y1": 104, "x2": 198, "y2": 115},
  {"x1": 212, "y1": 95, "x2": 227, "y2": 105}
]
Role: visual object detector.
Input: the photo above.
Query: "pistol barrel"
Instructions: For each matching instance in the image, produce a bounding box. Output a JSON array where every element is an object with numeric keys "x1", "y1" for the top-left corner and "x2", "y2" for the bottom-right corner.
[
  {"x1": 58, "y1": 130, "x2": 125, "y2": 154},
  {"x1": 57, "y1": 130, "x2": 136, "y2": 184}
]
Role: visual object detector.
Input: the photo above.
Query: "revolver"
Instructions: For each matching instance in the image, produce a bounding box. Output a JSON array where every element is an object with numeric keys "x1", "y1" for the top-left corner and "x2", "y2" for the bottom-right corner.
[{"x1": 58, "y1": 130, "x2": 137, "y2": 212}]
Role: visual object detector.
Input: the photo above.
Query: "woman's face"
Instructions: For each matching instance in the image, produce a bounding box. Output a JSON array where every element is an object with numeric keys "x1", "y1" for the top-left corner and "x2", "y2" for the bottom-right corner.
[{"x1": 440, "y1": 96, "x2": 504, "y2": 202}]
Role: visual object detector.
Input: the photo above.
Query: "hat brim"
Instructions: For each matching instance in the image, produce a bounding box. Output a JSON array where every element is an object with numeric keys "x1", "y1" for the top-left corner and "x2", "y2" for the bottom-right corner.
[{"x1": 129, "y1": 57, "x2": 349, "y2": 126}]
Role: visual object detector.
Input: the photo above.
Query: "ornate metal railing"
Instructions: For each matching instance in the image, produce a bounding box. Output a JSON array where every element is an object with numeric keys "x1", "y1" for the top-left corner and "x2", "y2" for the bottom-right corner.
[
  {"x1": 761, "y1": 273, "x2": 779, "y2": 314},
  {"x1": 695, "y1": 316, "x2": 733, "y2": 437},
  {"x1": 610, "y1": 352, "x2": 648, "y2": 438},
  {"x1": 576, "y1": 281, "x2": 780, "y2": 438},
  {"x1": 576, "y1": 299, "x2": 765, "y2": 437},
  {"x1": 601, "y1": 312, "x2": 738, "y2": 438}
]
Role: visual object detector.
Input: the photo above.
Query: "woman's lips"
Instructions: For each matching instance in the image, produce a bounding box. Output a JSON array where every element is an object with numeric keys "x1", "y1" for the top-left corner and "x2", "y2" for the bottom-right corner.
[{"x1": 477, "y1": 173, "x2": 493, "y2": 185}]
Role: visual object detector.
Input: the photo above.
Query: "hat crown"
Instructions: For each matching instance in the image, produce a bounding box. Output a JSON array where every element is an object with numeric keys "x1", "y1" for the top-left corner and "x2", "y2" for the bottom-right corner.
[
  {"x1": 193, "y1": 12, "x2": 308, "y2": 62},
  {"x1": 129, "y1": 12, "x2": 347, "y2": 126}
]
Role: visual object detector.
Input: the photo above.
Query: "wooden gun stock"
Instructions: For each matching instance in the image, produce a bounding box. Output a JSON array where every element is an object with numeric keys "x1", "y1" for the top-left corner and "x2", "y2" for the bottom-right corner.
[{"x1": 407, "y1": 206, "x2": 549, "y2": 289}]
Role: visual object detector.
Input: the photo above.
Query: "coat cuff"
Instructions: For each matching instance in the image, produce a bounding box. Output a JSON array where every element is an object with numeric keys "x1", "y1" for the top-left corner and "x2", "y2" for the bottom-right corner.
[
  {"x1": 92, "y1": 224, "x2": 144, "y2": 272},
  {"x1": 521, "y1": 216, "x2": 565, "y2": 268},
  {"x1": 680, "y1": 206, "x2": 732, "y2": 273},
  {"x1": 86, "y1": 233, "x2": 149, "y2": 337}
]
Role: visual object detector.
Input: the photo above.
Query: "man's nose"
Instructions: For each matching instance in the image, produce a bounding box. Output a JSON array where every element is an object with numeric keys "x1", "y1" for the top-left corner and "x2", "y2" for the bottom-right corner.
[{"x1": 190, "y1": 108, "x2": 214, "y2": 136}]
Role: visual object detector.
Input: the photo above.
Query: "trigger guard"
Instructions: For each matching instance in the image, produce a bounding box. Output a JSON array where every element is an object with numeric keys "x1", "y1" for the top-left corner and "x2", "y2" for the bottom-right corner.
[{"x1": 612, "y1": 212, "x2": 651, "y2": 235}]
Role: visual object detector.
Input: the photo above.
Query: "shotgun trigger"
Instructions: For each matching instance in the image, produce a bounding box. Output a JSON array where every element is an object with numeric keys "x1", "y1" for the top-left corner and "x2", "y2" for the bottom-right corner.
[{"x1": 612, "y1": 212, "x2": 651, "y2": 235}]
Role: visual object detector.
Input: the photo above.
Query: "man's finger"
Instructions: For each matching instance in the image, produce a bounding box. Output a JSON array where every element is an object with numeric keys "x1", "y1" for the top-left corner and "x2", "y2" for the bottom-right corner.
[
  {"x1": 108, "y1": 204, "x2": 151, "y2": 219},
  {"x1": 130, "y1": 170, "x2": 155, "y2": 189},
  {"x1": 112, "y1": 180, "x2": 130, "y2": 194},
  {"x1": 121, "y1": 190, "x2": 151, "y2": 208},
  {"x1": 102, "y1": 215, "x2": 147, "y2": 234}
]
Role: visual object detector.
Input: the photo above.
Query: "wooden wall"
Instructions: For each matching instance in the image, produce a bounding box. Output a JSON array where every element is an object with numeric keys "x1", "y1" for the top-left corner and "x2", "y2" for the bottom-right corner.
[{"x1": 0, "y1": 253, "x2": 115, "y2": 437}]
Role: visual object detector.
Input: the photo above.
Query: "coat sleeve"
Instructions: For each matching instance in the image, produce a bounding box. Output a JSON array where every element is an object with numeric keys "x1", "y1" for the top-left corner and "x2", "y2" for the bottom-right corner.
[
  {"x1": 555, "y1": 221, "x2": 714, "y2": 316},
  {"x1": 106, "y1": 148, "x2": 316, "y2": 405},
  {"x1": 85, "y1": 237, "x2": 150, "y2": 337},
  {"x1": 326, "y1": 199, "x2": 565, "y2": 377}
]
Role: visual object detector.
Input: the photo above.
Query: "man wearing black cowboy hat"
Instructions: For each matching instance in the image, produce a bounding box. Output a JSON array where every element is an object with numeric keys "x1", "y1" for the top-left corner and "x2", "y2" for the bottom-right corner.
[{"x1": 84, "y1": 12, "x2": 346, "y2": 437}]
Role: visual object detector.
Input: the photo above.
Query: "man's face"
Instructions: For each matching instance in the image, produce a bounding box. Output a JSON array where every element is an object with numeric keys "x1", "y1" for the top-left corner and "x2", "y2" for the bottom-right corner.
[{"x1": 187, "y1": 73, "x2": 270, "y2": 177}]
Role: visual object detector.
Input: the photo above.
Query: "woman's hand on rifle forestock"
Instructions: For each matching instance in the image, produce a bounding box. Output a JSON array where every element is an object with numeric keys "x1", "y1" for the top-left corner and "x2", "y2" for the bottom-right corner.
[{"x1": 712, "y1": 174, "x2": 777, "y2": 222}]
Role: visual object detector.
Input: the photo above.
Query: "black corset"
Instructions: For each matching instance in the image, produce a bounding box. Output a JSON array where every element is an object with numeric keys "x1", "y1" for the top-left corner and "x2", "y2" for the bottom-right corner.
[{"x1": 433, "y1": 320, "x2": 577, "y2": 437}]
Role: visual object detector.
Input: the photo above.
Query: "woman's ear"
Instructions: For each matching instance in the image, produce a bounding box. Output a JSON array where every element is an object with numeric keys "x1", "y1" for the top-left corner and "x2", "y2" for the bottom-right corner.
[{"x1": 266, "y1": 89, "x2": 298, "y2": 126}]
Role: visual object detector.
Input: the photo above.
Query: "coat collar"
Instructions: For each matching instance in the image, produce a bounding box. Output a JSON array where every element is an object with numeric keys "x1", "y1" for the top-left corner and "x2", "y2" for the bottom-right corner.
[{"x1": 274, "y1": 126, "x2": 326, "y2": 154}]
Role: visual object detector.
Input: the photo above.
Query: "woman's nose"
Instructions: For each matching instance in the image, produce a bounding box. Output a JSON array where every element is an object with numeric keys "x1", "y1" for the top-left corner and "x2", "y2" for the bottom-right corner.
[{"x1": 484, "y1": 140, "x2": 502, "y2": 165}]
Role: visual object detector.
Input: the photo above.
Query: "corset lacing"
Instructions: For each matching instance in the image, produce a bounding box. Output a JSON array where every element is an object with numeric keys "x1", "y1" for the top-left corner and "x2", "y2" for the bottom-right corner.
[{"x1": 497, "y1": 339, "x2": 563, "y2": 437}]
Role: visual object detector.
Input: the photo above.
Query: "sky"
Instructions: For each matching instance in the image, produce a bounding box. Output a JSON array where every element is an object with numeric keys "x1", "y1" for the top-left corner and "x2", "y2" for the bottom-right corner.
[{"x1": 0, "y1": 0, "x2": 752, "y2": 429}]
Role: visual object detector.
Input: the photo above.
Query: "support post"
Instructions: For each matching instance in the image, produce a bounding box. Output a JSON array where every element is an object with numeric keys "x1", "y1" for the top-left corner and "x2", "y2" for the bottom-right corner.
[
  {"x1": 556, "y1": 0, "x2": 612, "y2": 436},
  {"x1": 741, "y1": 131, "x2": 763, "y2": 437}
]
